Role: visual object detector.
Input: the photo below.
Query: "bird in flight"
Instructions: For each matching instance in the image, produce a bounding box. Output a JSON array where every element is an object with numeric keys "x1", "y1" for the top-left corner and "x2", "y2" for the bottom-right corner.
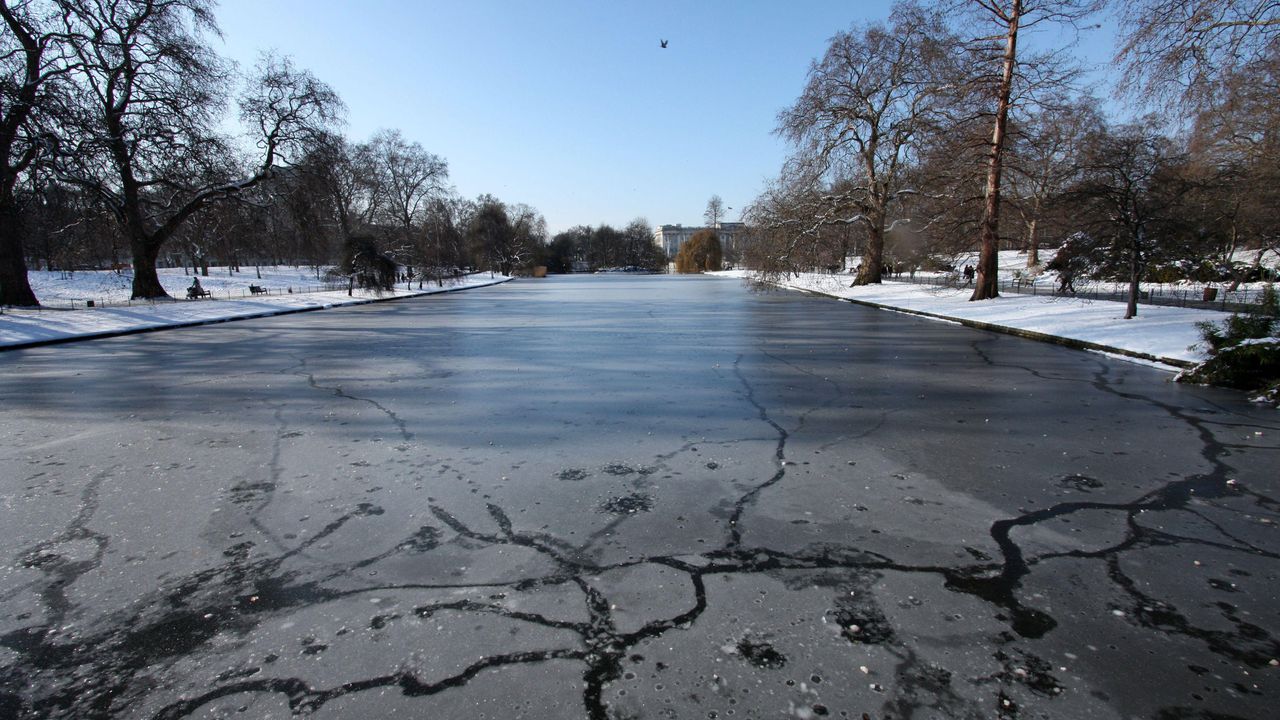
[{"x1": 660, "y1": 39, "x2": 668, "y2": 48}]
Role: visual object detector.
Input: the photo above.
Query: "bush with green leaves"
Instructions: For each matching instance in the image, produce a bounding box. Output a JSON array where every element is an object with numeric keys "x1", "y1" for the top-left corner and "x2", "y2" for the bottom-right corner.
[{"x1": 1179, "y1": 284, "x2": 1280, "y2": 403}]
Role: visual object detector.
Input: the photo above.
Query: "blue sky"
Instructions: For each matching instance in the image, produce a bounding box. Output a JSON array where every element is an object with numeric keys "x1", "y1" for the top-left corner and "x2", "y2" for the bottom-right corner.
[{"x1": 214, "y1": 1, "x2": 1121, "y2": 235}]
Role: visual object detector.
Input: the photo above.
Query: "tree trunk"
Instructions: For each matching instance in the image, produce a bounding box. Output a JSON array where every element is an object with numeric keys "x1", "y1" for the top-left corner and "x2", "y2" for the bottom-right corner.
[
  {"x1": 130, "y1": 234, "x2": 169, "y2": 299},
  {"x1": 1026, "y1": 216, "x2": 1039, "y2": 267},
  {"x1": 1225, "y1": 221, "x2": 1249, "y2": 292},
  {"x1": 0, "y1": 199, "x2": 39, "y2": 306},
  {"x1": 971, "y1": 0, "x2": 1021, "y2": 302},
  {"x1": 851, "y1": 222, "x2": 885, "y2": 286},
  {"x1": 1125, "y1": 243, "x2": 1140, "y2": 320},
  {"x1": 1025, "y1": 193, "x2": 1041, "y2": 267}
]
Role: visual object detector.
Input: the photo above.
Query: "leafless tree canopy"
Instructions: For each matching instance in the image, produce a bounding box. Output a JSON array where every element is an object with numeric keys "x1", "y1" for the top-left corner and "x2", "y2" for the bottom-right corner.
[
  {"x1": 773, "y1": 1, "x2": 959, "y2": 285},
  {"x1": 703, "y1": 194, "x2": 725, "y2": 228},
  {"x1": 1116, "y1": 0, "x2": 1280, "y2": 107},
  {"x1": 0, "y1": 0, "x2": 545, "y2": 305},
  {"x1": 740, "y1": 0, "x2": 1276, "y2": 318}
]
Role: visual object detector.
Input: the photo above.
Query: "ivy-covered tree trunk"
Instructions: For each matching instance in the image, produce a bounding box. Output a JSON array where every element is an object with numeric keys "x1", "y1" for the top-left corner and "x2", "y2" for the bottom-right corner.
[{"x1": 0, "y1": 199, "x2": 38, "y2": 306}]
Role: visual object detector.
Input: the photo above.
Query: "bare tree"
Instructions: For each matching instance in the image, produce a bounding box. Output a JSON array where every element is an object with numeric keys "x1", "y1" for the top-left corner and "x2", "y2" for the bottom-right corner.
[
  {"x1": 1006, "y1": 96, "x2": 1101, "y2": 266},
  {"x1": 369, "y1": 128, "x2": 447, "y2": 266},
  {"x1": 0, "y1": 0, "x2": 76, "y2": 306},
  {"x1": 507, "y1": 202, "x2": 546, "y2": 273},
  {"x1": 420, "y1": 195, "x2": 463, "y2": 286},
  {"x1": 1186, "y1": 43, "x2": 1280, "y2": 287},
  {"x1": 467, "y1": 195, "x2": 508, "y2": 275},
  {"x1": 1116, "y1": 0, "x2": 1280, "y2": 108},
  {"x1": 950, "y1": 0, "x2": 1103, "y2": 300},
  {"x1": 54, "y1": 1, "x2": 341, "y2": 299},
  {"x1": 778, "y1": 2, "x2": 957, "y2": 285},
  {"x1": 1071, "y1": 121, "x2": 1195, "y2": 319},
  {"x1": 744, "y1": 167, "x2": 855, "y2": 279},
  {"x1": 703, "y1": 194, "x2": 725, "y2": 228},
  {"x1": 903, "y1": 116, "x2": 990, "y2": 263}
]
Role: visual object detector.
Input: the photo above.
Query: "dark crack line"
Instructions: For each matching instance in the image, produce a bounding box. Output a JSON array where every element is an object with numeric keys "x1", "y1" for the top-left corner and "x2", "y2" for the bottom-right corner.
[
  {"x1": 725, "y1": 354, "x2": 790, "y2": 550},
  {"x1": 295, "y1": 358, "x2": 412, "y2": 442},
  {"x1": 10, "y1": 466, "x2": 114, "y2": 625},
  {"x1": 150, "y1": 648, "x2": 588, "y2": 720},
  {"x1": 1103, "y1": 554, "x2": 1280, "y2": 668},
  {"x1": 759, "y1": 348, "x2": 848, "y2": 436}
]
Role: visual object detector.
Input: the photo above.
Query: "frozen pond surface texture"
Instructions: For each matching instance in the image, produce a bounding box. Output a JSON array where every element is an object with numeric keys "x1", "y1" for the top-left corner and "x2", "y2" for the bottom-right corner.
[{"x1": 1, "y1": 275, "x2": 1277, "y2": 719}]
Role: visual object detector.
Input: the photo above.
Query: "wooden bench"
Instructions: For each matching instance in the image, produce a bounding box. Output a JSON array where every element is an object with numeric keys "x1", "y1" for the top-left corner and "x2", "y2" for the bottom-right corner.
[
  {"x1": 249, "y1": 285, "x2": 268, "y2": 295},
  {"x1": 186, "y1": 287, "x2": 211, "y2": 299}
]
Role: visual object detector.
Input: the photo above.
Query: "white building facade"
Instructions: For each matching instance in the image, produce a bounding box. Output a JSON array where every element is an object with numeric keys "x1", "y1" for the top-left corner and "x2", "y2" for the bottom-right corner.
[{"x1": 653, "y1": 222, "x2": 744, "y2": 259}]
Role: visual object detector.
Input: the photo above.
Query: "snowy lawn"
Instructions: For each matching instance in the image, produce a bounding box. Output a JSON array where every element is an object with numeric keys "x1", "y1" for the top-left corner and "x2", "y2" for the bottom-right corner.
[
  {"x1": 26, "y1": 265, "x2": 408, "y2": 307},
  {"x1": 909, "y1": 248, "x2": 1277, "y2": 303},
  {"x1": 711, "y1": 270, "x2": 1239, "y2": 367},
  {"x1": 1, "y1": 269, "x2": 511, "y2": 348}
]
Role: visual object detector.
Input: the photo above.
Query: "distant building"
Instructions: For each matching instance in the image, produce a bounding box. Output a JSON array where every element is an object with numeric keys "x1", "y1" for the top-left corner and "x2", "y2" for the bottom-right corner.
[{"x1": 654, "y1": 222, "x2": 744, "y2": 258}]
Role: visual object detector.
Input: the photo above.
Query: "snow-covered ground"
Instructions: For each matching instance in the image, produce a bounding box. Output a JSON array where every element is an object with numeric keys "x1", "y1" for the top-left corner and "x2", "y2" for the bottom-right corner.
[
  {"x1": 909, "y1": 248, "x2": 1278, "y2": 303},
  {"x1": 1, "y1": 267, "x2": 511, "y2": 349},
  {"x1": 27, "y1": 264, "x2": 375, "y2": 308},
  {"x1": 712, "y1": 269, "x2": 1243, "y2": 368}
]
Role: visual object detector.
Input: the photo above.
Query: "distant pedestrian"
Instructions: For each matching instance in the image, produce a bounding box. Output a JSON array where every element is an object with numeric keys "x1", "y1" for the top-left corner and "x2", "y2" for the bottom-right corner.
[
  {"x1": 1057, "y1": 269, "x2": 1076, "y2": 294},
  {"x1": 963, "y1": 265, "x2": 975, "y2": 286}
]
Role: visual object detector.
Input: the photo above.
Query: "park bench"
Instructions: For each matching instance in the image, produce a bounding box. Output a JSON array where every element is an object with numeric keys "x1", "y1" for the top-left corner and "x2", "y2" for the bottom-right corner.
[
  {"x1": 249, "y1": 285, "x2": 268, "y2": 295},
  {"x1": 186, "y1": 287, "x2": 211, "y2": 299}
]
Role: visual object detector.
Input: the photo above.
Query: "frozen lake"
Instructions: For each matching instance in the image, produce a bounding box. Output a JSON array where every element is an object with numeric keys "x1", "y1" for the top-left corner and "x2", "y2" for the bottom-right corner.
[{"x1": 1, "y1": 274, "x2": 1277, "y2": 719}]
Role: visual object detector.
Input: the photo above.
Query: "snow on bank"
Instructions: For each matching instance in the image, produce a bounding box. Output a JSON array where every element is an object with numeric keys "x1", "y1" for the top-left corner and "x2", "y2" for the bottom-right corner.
[
  {"x1": 712, "y1": 270, "x2": 1236, "y2": 367},
  {"x1": 27, "y1": 265, "x2": 364, "y2": 307},
  {"x1": 1, "y1": 272, "x2": 511, "y2": 349}
]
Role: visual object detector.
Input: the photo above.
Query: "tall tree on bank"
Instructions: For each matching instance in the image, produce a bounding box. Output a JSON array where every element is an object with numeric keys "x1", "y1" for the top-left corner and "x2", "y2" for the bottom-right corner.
[
  {"x1": 467, "y1": 195, "x2": 520, "y2": 275},
  {"x1": 56, "y1": 1, "x2": 340, "y2": 299},
  {"x1": 953, "y1": 0, "x2": 1102, "y2": 300},
  {"x1": 0, "y1": 0, "x2": 72, "y2": 306},
  {"x1": 778, "y1": 2, "x2": 956, "y2": 285}
]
